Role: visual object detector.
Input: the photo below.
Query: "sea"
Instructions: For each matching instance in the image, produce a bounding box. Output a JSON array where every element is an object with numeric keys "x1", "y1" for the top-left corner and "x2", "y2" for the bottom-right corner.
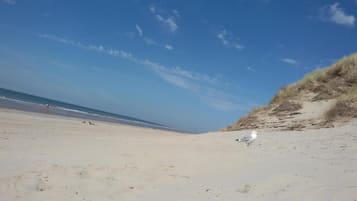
[{"x1": 0, "y1": 88, "x2": 175, "y2": 131}]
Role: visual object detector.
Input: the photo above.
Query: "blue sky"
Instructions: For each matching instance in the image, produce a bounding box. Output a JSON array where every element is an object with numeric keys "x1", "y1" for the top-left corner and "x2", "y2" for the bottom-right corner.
[{"x1": 1, "y1": 0, "x2": 357, "y2": 132}]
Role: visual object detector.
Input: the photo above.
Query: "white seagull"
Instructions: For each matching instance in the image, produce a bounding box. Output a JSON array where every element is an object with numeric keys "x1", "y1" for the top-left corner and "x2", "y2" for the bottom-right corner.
[{"x1": 235, "y1": 130, "x2": 258, "y2": 146}]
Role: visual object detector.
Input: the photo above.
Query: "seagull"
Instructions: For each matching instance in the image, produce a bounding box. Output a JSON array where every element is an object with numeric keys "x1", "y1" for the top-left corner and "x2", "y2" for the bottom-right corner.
[{"x1": 235, "y1": 130, "x2": 258, "y2": 146}]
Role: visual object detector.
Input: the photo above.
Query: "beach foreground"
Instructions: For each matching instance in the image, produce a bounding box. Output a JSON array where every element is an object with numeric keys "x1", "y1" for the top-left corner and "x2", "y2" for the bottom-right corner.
[{"x1": 0, "y1": 108, "x2": 356, "y2": 201}]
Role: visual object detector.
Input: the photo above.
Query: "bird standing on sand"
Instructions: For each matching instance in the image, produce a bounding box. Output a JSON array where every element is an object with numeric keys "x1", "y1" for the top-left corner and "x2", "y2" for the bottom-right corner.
[{"x1": 235, "y1": 130, "x2": 258, "y2": 146}]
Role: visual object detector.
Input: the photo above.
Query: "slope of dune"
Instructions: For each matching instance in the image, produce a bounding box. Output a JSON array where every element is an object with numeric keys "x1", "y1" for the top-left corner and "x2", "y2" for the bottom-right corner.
[{"x1": 224, "y1": 53, "x2": 357, "y2": 131}]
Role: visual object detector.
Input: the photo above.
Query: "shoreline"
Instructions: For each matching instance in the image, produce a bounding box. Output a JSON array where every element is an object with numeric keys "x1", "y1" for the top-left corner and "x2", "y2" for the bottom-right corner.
[
  {"x1": 0, "y1": 107, "x2": 189, "y2": 134},
  {"x1": 0, "y1": 95, "x2": 189, "y2": 133}
]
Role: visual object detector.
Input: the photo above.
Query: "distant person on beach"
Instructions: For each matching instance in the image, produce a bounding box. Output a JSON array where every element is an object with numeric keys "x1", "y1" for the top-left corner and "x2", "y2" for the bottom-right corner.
[{"x1": 44, "y1": 104, "x2": 50, "y2": 113}]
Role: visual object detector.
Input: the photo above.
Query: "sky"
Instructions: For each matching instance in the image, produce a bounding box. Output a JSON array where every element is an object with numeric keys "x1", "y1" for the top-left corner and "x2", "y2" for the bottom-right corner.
[{"x1": 1, "y1": 0, "x2": 357, "y2": 132}]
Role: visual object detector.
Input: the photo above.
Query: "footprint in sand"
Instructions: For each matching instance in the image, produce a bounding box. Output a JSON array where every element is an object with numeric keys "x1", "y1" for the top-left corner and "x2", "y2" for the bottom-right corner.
[
  {"x1": 169, "y1": 174, "x2": 190, "y2": 179},
  {"x1": 162, "y1": 165, "x2": 176, "y2": 172},
  {"x1": 236, "y1": 184, "x2": 251, "y2": 194},
  {"x1": 78, "y1": 169, "x2": 91, "y2": 179},
  {"x1": 36, "y1": 178, "x2": 50, "y2": 192}
]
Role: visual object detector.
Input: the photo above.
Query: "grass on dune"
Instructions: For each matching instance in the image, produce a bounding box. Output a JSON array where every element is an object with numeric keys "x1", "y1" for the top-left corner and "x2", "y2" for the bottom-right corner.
[
  {"x1": 225, "y1": 53, "x2": 357, "y2": 131},
  {"x1": 271, "y1": 53, "x2": 357, "y2": 104}
]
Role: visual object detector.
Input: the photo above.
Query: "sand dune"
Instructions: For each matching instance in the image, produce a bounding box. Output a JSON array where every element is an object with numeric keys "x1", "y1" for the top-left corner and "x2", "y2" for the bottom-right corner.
[
  {"x1": 224, "y1": 54, "x2": 357, "y2": 132},
  {"x1": 1, "y1": 108, "x2": 357, "y2": 201}
]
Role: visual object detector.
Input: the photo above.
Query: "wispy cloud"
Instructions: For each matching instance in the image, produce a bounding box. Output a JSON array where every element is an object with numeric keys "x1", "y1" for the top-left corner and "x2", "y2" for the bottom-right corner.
[
  {"x1": 320, "y1": 3, "x2": 355, "y2": 27},
  {"x1": 171, "y1": 66, "x2": 220, "y2": 84},
  {"x1": 164, "y1": 44, "x2": 173, "y2": 50},
  {"x1": 150, "y1": 5, "x2": 179, "y2": 33},
  {"x1": 149, "y1": 5, "x2": 156, "y2": 13},
  {"x1": 142, "y1": 60, "x2": 200, "y2": 92},
  {"x1": 135, "y1": 24, "x2": 143, "y2": 37},
  {"x1": 142, "y1": 36, "x2": 157, "y2": 45},
  {"x1": 216, "y1": 29, "x2": 244, "y2": 50},
  {"x1": 280, "y1": 58, "x2": 298, "y2": 65},
  {"x1": 172, "y1": 9, "x2": 180, "y2": 18},
  {"x1": 246, "y1": 66, "x2": 255, "y2": 71},
  {"x1": 39, "y1": 33, "x2": 248, "y2": 111},
  {"x1": 134, "y1": 25, "x2": 173, "y2": 51},
  {"x1": 2, "y1": 0, "x2": 16, "y2": 5},
  {"x1": 217, "y1": 30, "x2": 229, "y2": 46},
  {"x1": 38, "y1": 34, "x2": 85, "y2": 48},
  {"x1": 201, "y1": 88, "x2": 249, "y2": 111}
]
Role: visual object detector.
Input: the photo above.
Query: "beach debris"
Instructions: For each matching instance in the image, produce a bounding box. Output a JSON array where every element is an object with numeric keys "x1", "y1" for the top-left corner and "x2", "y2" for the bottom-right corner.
[
  {"x1": 235, "y1": 130, "x2": 258, "y2": 146},
  {"x1": 36, "y1": 179, "x2": 49, "y2": 192},
  {"x1": 236, "y1": 184, "x2": 251, "y2": 193},
  {"x1": 82, "y1": 120, "x2": 95, "y2": 125}
]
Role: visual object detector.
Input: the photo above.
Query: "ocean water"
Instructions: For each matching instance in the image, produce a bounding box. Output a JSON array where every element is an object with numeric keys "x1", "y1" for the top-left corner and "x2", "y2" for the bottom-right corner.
[{"x1": 0, "y1": 88, "x2": 173, "y2": 131}]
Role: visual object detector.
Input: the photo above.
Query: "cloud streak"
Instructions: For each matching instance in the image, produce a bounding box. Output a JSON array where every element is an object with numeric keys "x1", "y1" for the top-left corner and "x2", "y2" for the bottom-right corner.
[
  {"x1": 135, "y1": 25, "x2": 173, "y2": 51},
  {"x1": 281, "y1": 58, "x2": 297, "y2": 65},
  {"x1": 216, "y1": 29, "x2": 244, "y2": 50},
  {"x1": 2, "y1": 0, "x2": 16, "y2": 5},
  {"x1": 135, "y1": 24, "x2": 143, "y2": 37},
  {"x1": 150, "y1": 5, "x2": 179, "y2": 33},
  {"x1": 320, "y1": 3, "x2": 355, "y2": 27},
  {"x1": 246, "y1": 66, "x2": 255, "y2": 71},
  {"x1": 164, "y1": 44, "x2": 173, "y2": 50},
  {"x1": 39, "y1": 33, "x2": 248, "y2": 111}
]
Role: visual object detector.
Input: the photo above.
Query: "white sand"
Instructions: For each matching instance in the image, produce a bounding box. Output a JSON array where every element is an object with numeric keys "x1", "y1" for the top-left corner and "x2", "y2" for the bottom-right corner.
[{"x1": 1, "y1": 108, "x2": 357, "y2": 201}]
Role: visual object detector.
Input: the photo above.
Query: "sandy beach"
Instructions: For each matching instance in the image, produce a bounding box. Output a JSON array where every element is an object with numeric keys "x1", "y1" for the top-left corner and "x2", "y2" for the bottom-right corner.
[{"x1": 1, "y1": 108, "x2": 357, "y2": 201}]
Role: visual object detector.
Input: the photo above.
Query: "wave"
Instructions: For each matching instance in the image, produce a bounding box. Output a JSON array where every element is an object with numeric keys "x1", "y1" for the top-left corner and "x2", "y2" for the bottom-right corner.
[
  {"x1": 0, "y1": 89, "x2": 174, "y2": 131},
  {"x1": 0, "y1": 96, "x2": 36, "y2": 105},
  {"x1": 54, "y1": 106, "x2": 90, "y2": 115}
]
